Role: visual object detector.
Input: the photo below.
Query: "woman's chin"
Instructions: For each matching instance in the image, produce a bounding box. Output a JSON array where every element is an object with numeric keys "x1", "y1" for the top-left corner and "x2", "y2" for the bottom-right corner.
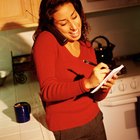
[{"x1": 68, "y1": 35, "x2": 81, "y2": 41}]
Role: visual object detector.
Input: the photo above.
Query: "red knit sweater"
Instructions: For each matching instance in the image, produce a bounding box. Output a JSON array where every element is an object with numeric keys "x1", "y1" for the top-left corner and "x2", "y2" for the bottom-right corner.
[{"x1": 33, "y1": 31, "x2": 109, "y2": 131}]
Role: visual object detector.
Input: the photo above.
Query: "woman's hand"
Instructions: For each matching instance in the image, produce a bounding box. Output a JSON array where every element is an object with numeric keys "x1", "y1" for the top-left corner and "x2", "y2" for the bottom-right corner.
[
  {"x1": 84, "y1": 62, "x2": 117, "y2": 90},
  {"x1": 101, "y1": 74, "x2": 118, "y2": 89}
]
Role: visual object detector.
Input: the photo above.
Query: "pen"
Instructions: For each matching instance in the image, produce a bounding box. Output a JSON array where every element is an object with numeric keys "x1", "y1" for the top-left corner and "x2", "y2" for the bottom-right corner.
[{"x1": 83, "y1": 59, "x2": 97, "y2": 66}]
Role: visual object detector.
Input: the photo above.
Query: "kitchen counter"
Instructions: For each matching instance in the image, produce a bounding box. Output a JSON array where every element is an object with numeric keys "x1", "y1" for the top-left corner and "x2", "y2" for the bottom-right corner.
[
  {"x1": 114, "y1": 53, "x2": 140, "y2": 77},
  {"x1": 0, "y1": 73, "x2": 55, "y2": 140},
  {"x1": 117, "y1": 60, "x2": 140, "y2": 77}
]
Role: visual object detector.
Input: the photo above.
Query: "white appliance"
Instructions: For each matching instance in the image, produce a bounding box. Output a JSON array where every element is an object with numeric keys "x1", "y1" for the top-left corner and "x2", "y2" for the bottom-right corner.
[{"x1": 99, "y1": 58, "x2": 140, "y2": 140}]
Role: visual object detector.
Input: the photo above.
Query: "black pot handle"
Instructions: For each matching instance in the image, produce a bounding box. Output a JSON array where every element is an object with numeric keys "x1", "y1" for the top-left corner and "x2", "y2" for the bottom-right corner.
[{"x1": 91, "y1": 35, "x2": 115, "y2": 48}]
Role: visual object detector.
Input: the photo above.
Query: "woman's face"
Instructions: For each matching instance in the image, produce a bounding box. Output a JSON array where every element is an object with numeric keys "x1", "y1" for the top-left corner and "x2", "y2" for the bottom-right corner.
[{"x1": 53, "y1": 2, "x2": 82, "y2": 41}]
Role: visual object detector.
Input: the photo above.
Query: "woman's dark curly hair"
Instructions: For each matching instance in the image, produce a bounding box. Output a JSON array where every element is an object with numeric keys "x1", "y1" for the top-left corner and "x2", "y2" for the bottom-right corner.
[{"x1": 33, "y1": 0, "x2": 89, "y2": 42}]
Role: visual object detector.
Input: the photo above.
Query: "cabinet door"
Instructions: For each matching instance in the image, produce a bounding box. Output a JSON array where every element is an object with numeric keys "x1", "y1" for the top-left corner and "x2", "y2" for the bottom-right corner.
[
  {"x1": 0, "y1": 0, "x2": 40, "y2": 30},
  {"x1": 81, "y1": 0, "x2": 140, "y2": 13},
  {"x1": 30, "y1": 0, "x2": 40, "y2": 23}
]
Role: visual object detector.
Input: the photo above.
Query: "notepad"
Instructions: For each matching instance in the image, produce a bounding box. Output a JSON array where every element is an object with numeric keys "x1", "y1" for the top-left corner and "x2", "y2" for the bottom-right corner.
[{"x1": 90, "y1": 64, "x2": 124, "y2": 94}]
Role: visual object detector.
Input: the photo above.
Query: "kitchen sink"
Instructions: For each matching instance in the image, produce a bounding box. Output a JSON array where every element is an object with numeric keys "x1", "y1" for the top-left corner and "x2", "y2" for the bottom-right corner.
[{"x1": 0, "y1": 70, "x2": 10, "y2": 86}]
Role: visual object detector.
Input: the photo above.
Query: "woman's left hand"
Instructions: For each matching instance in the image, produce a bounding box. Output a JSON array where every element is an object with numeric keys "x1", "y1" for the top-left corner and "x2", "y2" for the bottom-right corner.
[{"x1": 101, "y1": 74, "x2": 118, "y2": 89}]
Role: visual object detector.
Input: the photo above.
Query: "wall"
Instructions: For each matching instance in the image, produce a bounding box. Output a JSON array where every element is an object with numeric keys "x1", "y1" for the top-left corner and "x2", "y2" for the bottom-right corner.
[
  {"x1": 0, "y1": 5, "x2": 140, "y2": 72},
  {"x1": 86, "y1": 5, "x2": 140, "y2": 57},
  {"x1": 0, "y1": 26, "x2": 35, "y2": 72}
]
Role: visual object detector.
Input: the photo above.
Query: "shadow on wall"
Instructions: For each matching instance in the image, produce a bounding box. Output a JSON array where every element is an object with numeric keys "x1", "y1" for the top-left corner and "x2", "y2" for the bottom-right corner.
[
  {"x1": 0, "y1": 22, "x2": 35, "y2": 55},
  {"x1": 0, "y1": 22, "x2": 36, "y2": 72}
]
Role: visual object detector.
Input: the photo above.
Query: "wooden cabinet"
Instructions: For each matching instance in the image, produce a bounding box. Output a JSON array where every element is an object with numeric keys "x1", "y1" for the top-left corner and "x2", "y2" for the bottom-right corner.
[
  {"x1": 0, "y1": 0, "x2": 40, "y2": 30},
  {"x1": 81, "y1": 0, "x2": 140, "y2": 14}
]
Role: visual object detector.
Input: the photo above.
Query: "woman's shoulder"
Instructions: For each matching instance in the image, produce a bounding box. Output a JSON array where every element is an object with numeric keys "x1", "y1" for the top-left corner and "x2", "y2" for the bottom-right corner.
[
  {"x1": 37, "y1": 31, "x2": 57, "y2": 41},
  {"x1": 33, "y1": 31, "x2": 60, "y2": 52},
  {"x1": 34, "y1": 31, "x2": 60, "y2": 47},
  {"x1": 80, "y1": 40, "x2": 92, "y2": 48}
]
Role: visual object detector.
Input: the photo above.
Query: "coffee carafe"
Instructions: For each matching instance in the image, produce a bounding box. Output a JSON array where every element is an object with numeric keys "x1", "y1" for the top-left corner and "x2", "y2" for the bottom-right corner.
[{"x1": 91, "y1": 35, "x2": 116, "y2": 69}]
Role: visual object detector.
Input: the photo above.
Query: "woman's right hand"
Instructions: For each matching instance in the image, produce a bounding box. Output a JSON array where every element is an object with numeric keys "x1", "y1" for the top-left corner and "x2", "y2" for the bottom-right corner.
[{"x1": 84, "y1": 62, "x2": 110, "y2": 90}]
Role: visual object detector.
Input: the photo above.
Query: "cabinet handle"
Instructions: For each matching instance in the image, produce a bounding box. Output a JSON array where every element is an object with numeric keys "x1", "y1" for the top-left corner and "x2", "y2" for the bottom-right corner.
[{"x1": 25, "y1": 10, "x2": 38, "y2": 19}]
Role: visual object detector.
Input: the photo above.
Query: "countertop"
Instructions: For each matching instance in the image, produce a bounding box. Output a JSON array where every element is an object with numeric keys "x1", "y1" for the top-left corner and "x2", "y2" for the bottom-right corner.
[
  {"x1": 0, "y1": 73, "x2": 55, "y2": 140},
  {"x1": 114, "y1": 53, "x2": 140, "y2": 77}
]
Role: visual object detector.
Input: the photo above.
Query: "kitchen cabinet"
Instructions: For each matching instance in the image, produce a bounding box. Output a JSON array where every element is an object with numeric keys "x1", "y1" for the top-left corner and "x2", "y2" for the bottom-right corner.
[
  {"x1": 0, "y1": 0, "x2": 40, "y2": 30},
  {"x1": 81, "y1": 0, "x2": 140, "y2": 13}
]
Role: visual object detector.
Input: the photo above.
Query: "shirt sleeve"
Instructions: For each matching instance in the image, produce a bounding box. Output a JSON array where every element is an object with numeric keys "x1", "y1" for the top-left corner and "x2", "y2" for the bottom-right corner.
[
  {"x1": 33, "y1": 31, "x2": 89, "y2": 102},
  {"x1": 92, "y1": 88, "x2": 110, "y2": 102}
]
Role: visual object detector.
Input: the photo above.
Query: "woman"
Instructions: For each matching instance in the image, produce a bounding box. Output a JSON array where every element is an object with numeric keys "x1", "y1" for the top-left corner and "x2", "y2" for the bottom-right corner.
[{"x1": 33, "y1": 0, "x2": 117, "y2": 140}]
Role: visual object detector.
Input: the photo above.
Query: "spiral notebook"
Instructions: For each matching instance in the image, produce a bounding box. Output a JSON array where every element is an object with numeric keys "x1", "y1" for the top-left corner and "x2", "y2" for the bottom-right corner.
[{"x1": 91, "y1": 64, "x2": 124, "y2": 94}]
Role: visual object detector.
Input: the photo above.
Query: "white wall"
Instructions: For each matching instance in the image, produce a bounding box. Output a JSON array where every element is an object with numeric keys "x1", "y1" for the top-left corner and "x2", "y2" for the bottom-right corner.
[
  {"x1": 86, "y1": 6, "x2": 140, "y2": 57},
  {"x1": 0, "y1": 27, "x2": 35, "y2": 71}
]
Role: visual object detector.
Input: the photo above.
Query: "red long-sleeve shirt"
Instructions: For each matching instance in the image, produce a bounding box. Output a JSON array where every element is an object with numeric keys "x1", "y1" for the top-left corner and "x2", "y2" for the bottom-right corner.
[{"x1": 33, "y1": 31, "x2": 109, "y2": 131}]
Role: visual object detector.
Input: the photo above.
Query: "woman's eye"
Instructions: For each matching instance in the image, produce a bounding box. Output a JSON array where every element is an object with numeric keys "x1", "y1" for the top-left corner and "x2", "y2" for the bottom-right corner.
[
  {"x1": 60, "y1": 23, "x2": 67, "y2": 26},
  {"x1": 72, "y1": 15, "x2": 77, "y2": 19}
]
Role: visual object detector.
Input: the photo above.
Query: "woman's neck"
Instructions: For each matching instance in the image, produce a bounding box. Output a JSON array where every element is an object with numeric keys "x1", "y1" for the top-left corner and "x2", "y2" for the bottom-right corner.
[{"x1": 65, "y1": 41, "x2": 80, "y2": 57}]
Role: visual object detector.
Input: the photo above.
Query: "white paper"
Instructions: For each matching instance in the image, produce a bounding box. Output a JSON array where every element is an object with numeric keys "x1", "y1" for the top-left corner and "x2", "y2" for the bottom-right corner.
[{"x1": 90, "y1": 64, "x2": 124, "y2": 94}]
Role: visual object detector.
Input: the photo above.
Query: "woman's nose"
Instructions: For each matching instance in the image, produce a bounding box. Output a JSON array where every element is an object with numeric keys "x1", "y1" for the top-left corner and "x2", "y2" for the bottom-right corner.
[{"x1": 69, "y1": 21, "x2": 77, "y2": 31}]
